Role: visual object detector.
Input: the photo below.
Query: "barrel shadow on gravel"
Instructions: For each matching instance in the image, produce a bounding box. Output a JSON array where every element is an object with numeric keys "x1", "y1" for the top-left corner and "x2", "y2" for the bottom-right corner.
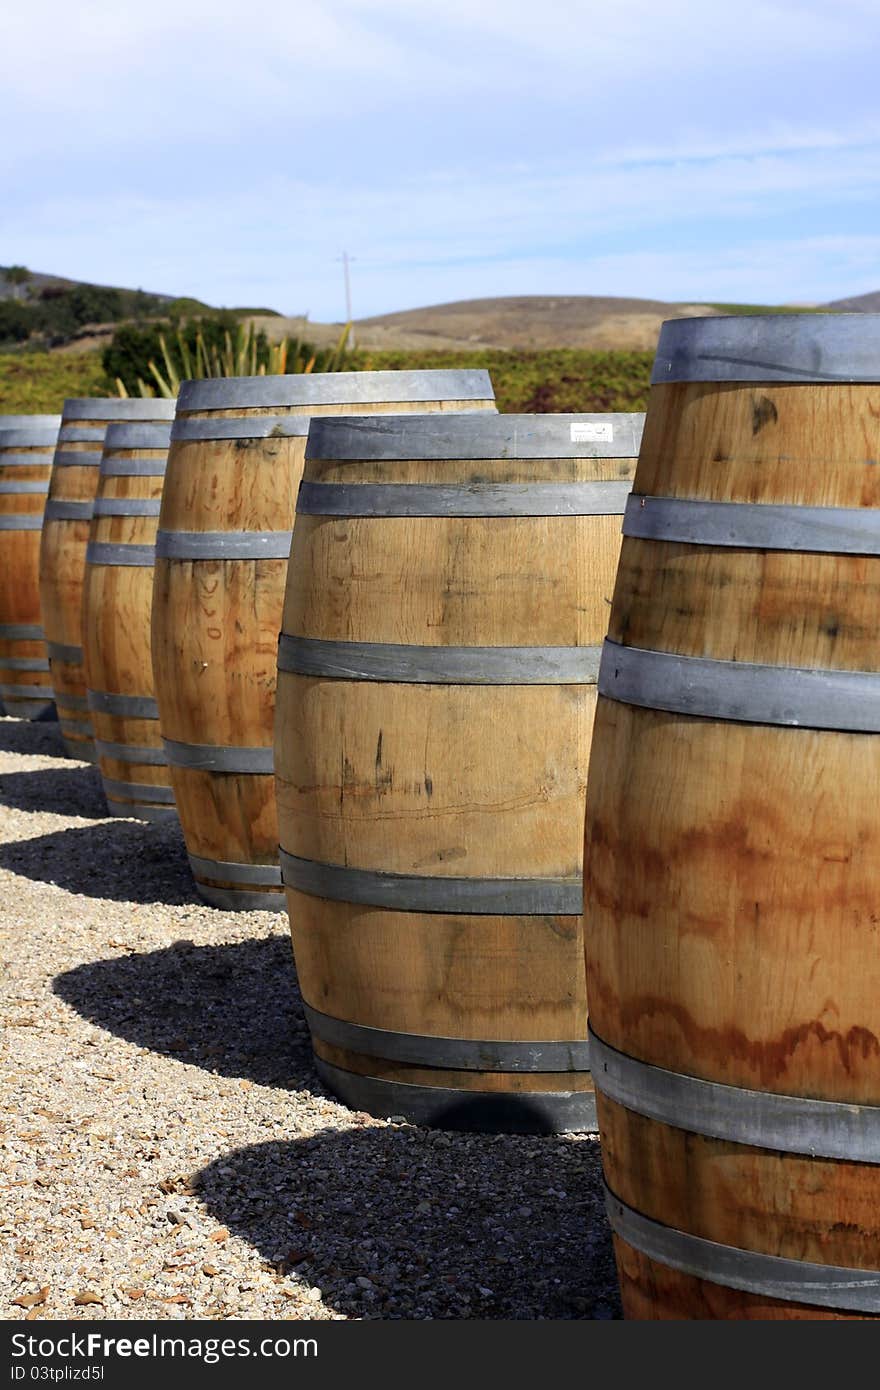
[
  {"x1": 0, "y1": 765, "x2": 108, "y2": 818},
  {"x1": 0, "y1": 716, "x2": 64, "y2": 759},
  {"x1": 0, "y1": 818, "x2": 199, "y2": 903},
  {"x1": 55, "y1": 935, "x2": 621, "y2": 1317},
  {"x1": 197, "y1": 1127, "x2": 620, "y2": 1319},
  {"x1": 53, "y1": 935, "x2": 309, "y2": 1088}
]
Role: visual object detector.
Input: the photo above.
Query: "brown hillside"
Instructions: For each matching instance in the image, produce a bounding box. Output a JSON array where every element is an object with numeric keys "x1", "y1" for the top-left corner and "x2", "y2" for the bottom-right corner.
[
  {"x1": 823, "y1": 291, "x2": 880, "y2": 312},
  {"x1": 358, "y1": 295, "x2": 720, "y2": 348},
  {"x1": 249, "y1": 295, "x2": 722, "y2": 353}
]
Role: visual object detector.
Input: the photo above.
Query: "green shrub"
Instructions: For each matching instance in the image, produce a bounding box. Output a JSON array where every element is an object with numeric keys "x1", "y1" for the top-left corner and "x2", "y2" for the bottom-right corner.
[
  {"x1": 165, "y1": 296, "x2": 215, "y2": 320},
  {"x1": 0, "y1": 301, "x2": 33, "y2": 345},
  {"x1": 2, "y1": 266, "x2": 32, "y2": 300},
  {"x1": 64, "y1": 284, "x2": 123, "y2": 326}
]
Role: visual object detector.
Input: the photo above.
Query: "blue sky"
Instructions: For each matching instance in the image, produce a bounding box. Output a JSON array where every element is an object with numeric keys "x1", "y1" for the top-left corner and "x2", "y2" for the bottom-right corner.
[{"x1": 3, "y1": 1, "x2": 880, "y2": 318}]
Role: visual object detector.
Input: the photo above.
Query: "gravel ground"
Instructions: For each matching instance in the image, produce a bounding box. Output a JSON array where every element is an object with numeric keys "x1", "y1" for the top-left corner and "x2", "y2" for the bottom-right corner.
[{"x1": 0, "y1": 715, "x2": 620, "y2": 1322}]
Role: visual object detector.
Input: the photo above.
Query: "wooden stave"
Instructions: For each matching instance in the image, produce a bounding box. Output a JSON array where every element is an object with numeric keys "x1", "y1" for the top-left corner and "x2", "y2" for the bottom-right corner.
[
  {"x1": 152, "y1": 383, "x2": 497, "y2": 912},
  {"x1": 0, "y1": 424, "x2": 58, "y2": 718},
  {"x1": 585, "y1": 337, "x2": 880, "y2": 1318},
  {"x1": 276, "y1": 420, "x2": 642, "y2": 1129},
  {"x1": 82, "y1": 424, "x2": 175, "y2": 820}
]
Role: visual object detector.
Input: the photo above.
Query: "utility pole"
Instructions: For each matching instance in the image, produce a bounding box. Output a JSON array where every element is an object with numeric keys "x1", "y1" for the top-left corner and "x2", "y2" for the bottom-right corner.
[{"x1": 338, "y1": 251, "x2": 356, "y2": 349}]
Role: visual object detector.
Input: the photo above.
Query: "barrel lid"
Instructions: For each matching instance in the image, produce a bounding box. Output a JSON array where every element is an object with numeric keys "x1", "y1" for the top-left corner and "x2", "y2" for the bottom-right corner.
[
  {"x1": 652, "y1": 313, "x2": 880, "y2": 384},
  {"x1": 306, "y1": 412, "x2": 644, "y2": 460},
  {"x1": 62, "y1": 397, "x2": 177, "y2": 421},
  {"x1": 176, "y1": 369, "x2": 495, "y2": 413},
  {"x1": 0, "y1": 425, "x2": 61, "y2": 448},
  {"x1": 0, "y1": 414, "x2": 61, "y2": 431},
  {"x1": 103, "y1": 422, "x2": 173, "y2": 451}
]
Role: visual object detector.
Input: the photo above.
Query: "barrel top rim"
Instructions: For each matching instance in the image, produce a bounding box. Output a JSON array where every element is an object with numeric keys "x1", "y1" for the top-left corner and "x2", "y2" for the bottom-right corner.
[
  {"x1": 62, "y1": 397, "x2": 177, "y2": 420},
  {"x1": 305, "y1": 411, "x2": 645, "y2": 460},
  {"x1": 0, "y1": 414, "x2": 62, "y2": 429},
  {"x1": 663, "y1": 311, "x2": 872, "y2": 324},
  {"x1": 103, "y1": 421, "x2": 174, "y2": 448},
  {"x1": 0, "y1": 426, "x2": 61, "y2": 447},
  {"x1": 653, "y1": 312, "x2": 880, "y2": 383},
  {"x1": 176, "y1": 368, "x2": 495, "y2": 412}
]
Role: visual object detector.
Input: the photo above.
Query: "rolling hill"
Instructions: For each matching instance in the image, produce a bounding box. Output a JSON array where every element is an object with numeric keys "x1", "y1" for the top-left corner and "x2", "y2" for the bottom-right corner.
[
  {"x1": 356, "y1": 295, "x2": 722, "y2": 349},
  {"x1": 0, "y1": 266, "x2": 279, "y2": 354},
  {"x1": 251, "y1": 291, "x2": 852, "y2": 353},
  {"x1": 824, "y1": 290, "x2": 880, "y2": 312},
  {"x1": 4, "y1": 265, "x2": 879, "y2": 355},
  {"x1": 250, "y1": 295, "x2": 724, "y2": 353}
]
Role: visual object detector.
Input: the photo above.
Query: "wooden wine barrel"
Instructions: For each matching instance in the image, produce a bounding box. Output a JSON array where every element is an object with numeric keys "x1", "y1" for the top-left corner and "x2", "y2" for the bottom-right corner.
[
  {"x1": 82, "y1": 422, "x2": 176, "y2": 821},
  {"x1": 153, "y1": 370, "x2": 496, "y2": 911},
  {"x1": 40, "y1": 398, "x2": 176, "y2": 761},
  {"x1": 585, "y1": 314, "x2": 880, "y2": 1318},
  {"x1": 0, "y1": 416, "x2": 61, "y2": 719},
  {"x1": 276, "y1": 411, "x2": 643, "y2": 1132}
]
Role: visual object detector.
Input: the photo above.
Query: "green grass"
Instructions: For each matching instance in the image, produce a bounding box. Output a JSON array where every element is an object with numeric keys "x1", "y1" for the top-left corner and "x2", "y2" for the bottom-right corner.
[
  {"x1": 0, "y1": 351, "x2": 109, "y2": 412},
  {"x1": 351, "y1": 348, "x2": 654, "y2": 413},
  {"x1": 0, "y1": 346, "x2": 655, "y2": 415},
  {"x1": 706, "y1": 303, "x2": 825, "y2": 316}
]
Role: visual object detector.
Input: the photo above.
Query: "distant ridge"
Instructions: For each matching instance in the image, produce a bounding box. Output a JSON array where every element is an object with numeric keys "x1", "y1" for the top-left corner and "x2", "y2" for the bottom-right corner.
[
  {"x1": 0, "y1": 266, "x2": 282, "y2": 354},
  {"x1": 251, "y1": 294, "x2": 732, "y2": 353},
  {"x1": 823, "y1": 290, "x2": 880, "y2": 313},
  {"x1": 6, "y1": 268, "x2": 878, "y2": 354},
  {"x1": 1, "y1": 266, "x2": 282, "y2": 317},
  {"x1": 0, "y1": 267, "x2": 175, "y2": 304},
  {"x1": 354, "y1": 294, "x2": 720, "y2": 350}
]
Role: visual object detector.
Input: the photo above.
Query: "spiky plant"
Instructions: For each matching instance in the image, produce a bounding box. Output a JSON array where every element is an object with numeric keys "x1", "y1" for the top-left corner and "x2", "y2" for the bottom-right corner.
[{"x1": 115, "y1": 321, "x2": 352, "y2": 397}]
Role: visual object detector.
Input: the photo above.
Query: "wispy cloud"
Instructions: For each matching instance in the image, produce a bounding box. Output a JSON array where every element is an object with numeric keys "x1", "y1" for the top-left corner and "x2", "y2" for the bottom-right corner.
[
  {"x1": 2, "y1": 1, "x2": 879, "y2": 311},
  {"x1": 595, "y1": 125, "x2": 880, "y2": 168}
]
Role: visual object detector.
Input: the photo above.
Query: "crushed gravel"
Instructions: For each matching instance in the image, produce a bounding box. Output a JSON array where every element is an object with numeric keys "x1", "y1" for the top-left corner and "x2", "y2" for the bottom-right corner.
[{"x1": 0, "y1": 715, "x2": 620, "y2": 1321}]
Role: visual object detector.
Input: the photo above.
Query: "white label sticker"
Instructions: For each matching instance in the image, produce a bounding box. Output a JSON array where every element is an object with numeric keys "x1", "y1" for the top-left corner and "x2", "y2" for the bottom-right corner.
[{"x1": 571, "y1": 422, "x2": 614, "y2": 443}]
